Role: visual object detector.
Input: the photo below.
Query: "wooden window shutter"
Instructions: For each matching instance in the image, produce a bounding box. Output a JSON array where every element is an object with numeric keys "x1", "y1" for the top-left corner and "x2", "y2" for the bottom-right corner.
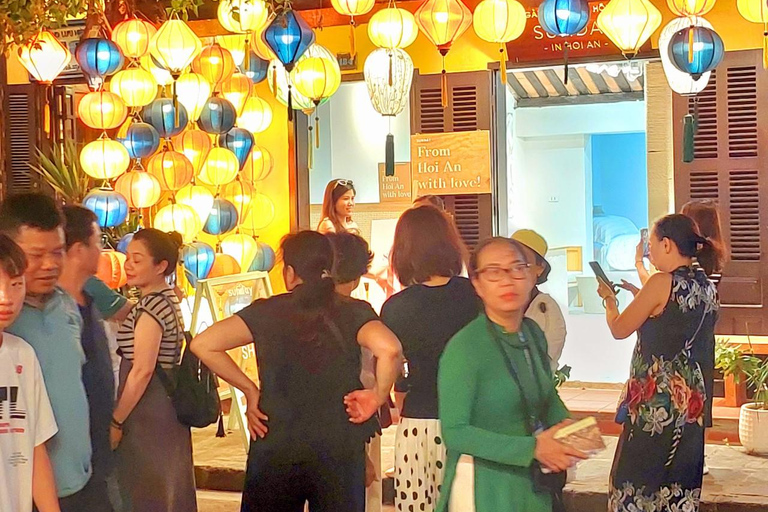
[
  {"x1": 4, "y1": 85, "x2": 42, "y2": 194},
  {"x1": 410, "y1": 71, "x2": 494, "y2": 249},
  {"x1": 673, "y1": 49, "x2": 768, "y2": 335}
]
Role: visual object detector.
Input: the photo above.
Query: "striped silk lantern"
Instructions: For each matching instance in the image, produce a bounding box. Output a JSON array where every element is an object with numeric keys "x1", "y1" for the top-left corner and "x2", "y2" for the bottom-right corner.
[
  {"x1": 249, "y1": 240, "x2": 276, "y2": 272},
  {"x1": 83, "y1": 188, "x2": 129, "y2": 228},
  {"x1": 96, "y1": 250, "x2": 128, "y2": 289},
  {"x1": 203, "y1": 198, "x2": 239, "y2": 235},
  {"x1": 78, "y1": 91, "x2": 128, "y2": 130},
  {"x1": 221, "y1": 233, "x2": 259, "y2": 271},
  {"x1": 172, "y1": 129, "x2": 212, "y2": 173},
  {"x1": 114, "y1": 171, "x2": 162, "y2": 209},
  {"x1": 181, "y1": 241, "x2": 215, "y2": 285},
  {"x1": 147, "y1": 149, "x2": 194, "y2": 191},
  {"x1": 76, "y1": 38, "x2": 125, "y2": 90}
]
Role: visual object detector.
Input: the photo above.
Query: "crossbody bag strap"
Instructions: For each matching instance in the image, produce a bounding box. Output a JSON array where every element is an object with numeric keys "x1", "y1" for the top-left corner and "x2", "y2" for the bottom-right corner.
[{"x1": 143, "y1": 291, "x2": 182, "y2": 395}]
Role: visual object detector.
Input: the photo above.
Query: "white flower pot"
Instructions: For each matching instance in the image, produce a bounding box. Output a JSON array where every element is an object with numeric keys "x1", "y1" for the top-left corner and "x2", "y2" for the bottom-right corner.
[{"x1": 739, "y1": 403, "x2": 768, "y2": 455}]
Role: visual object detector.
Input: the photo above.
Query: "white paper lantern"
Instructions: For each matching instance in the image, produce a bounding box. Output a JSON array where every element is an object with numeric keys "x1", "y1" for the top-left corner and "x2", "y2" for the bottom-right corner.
[{"x1": 659, "y1": 16, "x2": 712, "y2": 96}]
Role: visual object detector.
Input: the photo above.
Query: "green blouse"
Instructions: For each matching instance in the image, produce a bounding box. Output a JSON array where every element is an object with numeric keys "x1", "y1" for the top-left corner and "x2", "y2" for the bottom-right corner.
[{"x1": 437, "y1": 314, "x2": 569, "y2": 512}]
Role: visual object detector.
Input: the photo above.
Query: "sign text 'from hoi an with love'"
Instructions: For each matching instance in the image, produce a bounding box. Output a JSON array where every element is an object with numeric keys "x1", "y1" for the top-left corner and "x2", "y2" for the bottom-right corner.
[{"x1": 410, "y1": 131, "x2": 492, "y2": 196}]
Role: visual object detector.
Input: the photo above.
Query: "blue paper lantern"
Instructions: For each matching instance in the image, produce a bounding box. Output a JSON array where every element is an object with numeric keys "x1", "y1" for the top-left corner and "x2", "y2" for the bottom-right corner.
[
  {"x1": 119, "y1": 122, "x2": 160, "y2": 159},
  {"x1": 198, "y1": 97, "x2": 237, "y2": 135},
  {"x1": 117, "y1": 232, "x2": 135, "y2": 254},
  {"x1": 83, "y1": 188, "x2": 129, "y2": 228},
  {"x1": 538, "y1": 0, "x2": 590, "y2": 36},
  {"x1": 76, "y1": 38, "x2": 125, "y2": 89},
  {"x1": 219, "y1": 128, "x2": 254, "y2": 169},
  {"x1": 203, "y1": 198, "x2": 239, "y2": 235},
  {"x1": 181, "y1": 241, "x2": 215, "y2": 285},
  {"x1": 248, "y1": 241, "x2": 276, "y2": 272},
  {"x1": 142, "y1": 98, "x2": 189, "y2": 138},
  {"x1": 669, "y1": 26, "x2": 724, "y2": 81},
  {"x1": 263, "y1": 10, "x2": 315, "y2": 73},
  {"x1": 242, "y1": 51, "x2": 269, "y2": 84}
]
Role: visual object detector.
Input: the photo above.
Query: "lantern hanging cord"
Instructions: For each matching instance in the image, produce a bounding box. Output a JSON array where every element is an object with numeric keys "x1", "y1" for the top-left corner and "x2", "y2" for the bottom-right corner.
[
  {"x1": 500, "y1": 45, "x2": 507, "y2": 85},
  {"x1": 308, "y1": 124, "x2": 314, "y2": 169},
  {"x1": 350, "y1": 18, "x2": 356, "y2": 58},
  {"x1": 763, "y1": 24, "x2": 768, "y2": 69}
]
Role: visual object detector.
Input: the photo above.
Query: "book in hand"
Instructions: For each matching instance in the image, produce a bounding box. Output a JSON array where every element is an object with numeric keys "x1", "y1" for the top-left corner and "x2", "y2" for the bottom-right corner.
[{"x1": 540, "y1": 417, "x2": 605, "y2": 474}]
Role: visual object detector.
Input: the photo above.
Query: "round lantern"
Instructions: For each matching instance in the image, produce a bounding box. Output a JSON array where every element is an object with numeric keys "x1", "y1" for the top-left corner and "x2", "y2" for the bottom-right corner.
[
  {"x1": 415, "y1": 0, "x2": 473, "y2": 54},
  {"x1": 81, "y1": 138, "x2": 131, "y2": 180},
  {"x1": 118, "y1": 122, "x2": 160, "y2": 159},
  {"x1": 147, "y1": 149, "x2": 194, "y2": 191},
  {"x1": 262, "y1": 9, "x2": 316, "y2": 73},
  {"x1": 209, "y1": 253, "x2": 241, "y2": 277},
  {"x1": 150, "y1": 17, "x2": 202, "y2": 77},
  {"x1": 368, "y1": 6, "x2": 419, "y2": 49},
  {"x1": 176, "y1": 183, "x2": 215, "y2": 225},
  {"x1": 249, "y1": 240, "x2": 276, "y2": 272},
  {"x1": 109, "y1": 68, "x2": 158, "y2": 107},
  {"x1": 242, "y1": 145, "x2": 274, "y2": 182},
  {"x1": 251, "y1": 32, "x2": 277, "y2": 61},
  {"x1": 204, "y1": 198, "x2": 239, "y2": 235},
  {"x1": 218, "y1": 0, "x2": 270, "y2": 34},
  {"x1": 538, "y1": 0, "x2": 590, "y2": 36},
  {"x1": 78, "y1": 91, "x2": 128, "y2": 130},
  {"x1": 199, "y1": 97, "x2": 237, "y2": 135},
  {"x1": 669, "y1": 25, "x2": 724, "y2": 80},
  {"x1": 473, "y1": 0, "x2": 526, "y2": 44},
  {"x1": 291, "y1": 55, "x2": 341, "y2": 107},
  {"x1": 192, "y1": 44, "x2": 236, "y2": 90},
  {"x1": 172, "y1": 129, "x2": 212, "y2": 173},
  {"x1": 84, "y1": 188, "x2": 129, "y2": 228},
  {"x1": 176, "y1": 72, "x2": 212, "y2": 122},
  {"x1": 737, "y1": 0, "x2": 768, "y2": 68},
  {"x1": 96, "y1": 250, "x2": 128, "y2": 289},
  {"x1": 198, "y1": 147, "x2": 240, "y2": 186},
  {"x1": 112, "y1": 18, "x2": 157, "y2": 60},
  {"x1": 114, "y1": 171, "x2": 162, "y2": 208},
  {"x1": 117, "y1": 232, "x2": 135, "y2": 254},
  {"x1": 240, "y1": 193, "x2": 276, "y2": 234},
  {"x1": 76, "y1": 38, "x2": 125, "y2": 90},
  {"x1": 659, "y1": 17, "x2": 712, "y2": 95},
  {"x1": 220, "y1": 73, "x2": 253, "y2": 115},
  {"x1": 667, "y1": 0, "x2": 715, "y2": 17},
  {"x1": 218, "y1": 34, "x2": 248, "y2": 66},
  {"x1": 331, "y1": 0, "x2": 375, "y2": 56},
  {"x1": 139, "y1": 54, "x2": 174, "y2": 86},
  {"x1": 221, "y1": 233, "x2": 259, "y2": 271},
  {"x1": 17, "y1": 30, "x2": 71, "y2": 84},
  {"x1": 597, "y1": 0, "x2": 662, "y2": 58},
  {"x1": 242, "y1": 51, "x2": 270, "y2": 84},
  {"x1": 220, "y1": 128, "x2": 255, "y2": 169},
  {"x1": 142, "y1": 98, "x2": 189, "y2": 138},
  {"x1": 267, "y1": 59, "x2": 321, "y2": 111},
  {"x1": 237, "y1": 94, "x2": 273, "y2": 133},
  {"x1": 154, "y1": 203, "x2": 202, "y2": 243},
  {"x1": 221, "y1": 179, "x2": 255, "y2": 220},
  {"x1": 181, "y1": 241, "x2": 215, "y2": 284}
]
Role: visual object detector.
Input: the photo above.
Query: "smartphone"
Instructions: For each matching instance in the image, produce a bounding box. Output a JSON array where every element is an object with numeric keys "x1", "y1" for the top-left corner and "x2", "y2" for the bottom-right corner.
[
  {"x1": 589, "y1": 261, "x2": 618, "y2": 294},
  {"x1": 641, "y1": 228, "x2": 650, "y2": 258}
]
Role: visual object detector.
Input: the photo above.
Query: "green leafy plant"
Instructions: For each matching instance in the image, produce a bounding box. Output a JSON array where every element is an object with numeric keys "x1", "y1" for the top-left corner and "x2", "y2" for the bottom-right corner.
[
  {"x1": 166, "y1": 0, "x2": 204, "y2": 19},
  {"x1": 554, "y1": 364, "x2": 571, "y2": 388},
  {"x1": 0, "y1": 0, "x2": 87, "y2": 54},
  {"x1": 28, "y1": 141, "x2": 91, "y2": 203},
  {"x1": 716, "y1": 338, "x2": 768, "y2": 410}
]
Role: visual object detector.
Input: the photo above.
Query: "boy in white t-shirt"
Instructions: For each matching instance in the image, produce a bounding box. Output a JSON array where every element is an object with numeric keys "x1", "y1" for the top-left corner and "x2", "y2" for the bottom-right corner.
[{"x1": 0, "y1": 234, "x2": 59, "y2": 512}]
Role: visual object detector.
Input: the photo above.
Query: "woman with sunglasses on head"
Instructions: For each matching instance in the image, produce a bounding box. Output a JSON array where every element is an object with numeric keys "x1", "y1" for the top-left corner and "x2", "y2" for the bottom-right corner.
[
  {"x1": 597, "y1": 214, "x2": 722, "y2": 512},
  {"x1": 437, "y1": 237, "x2": 585, "y2": 512},
  {"x1": 318, "y1": 180, "x2": 360, "y2": 235}
]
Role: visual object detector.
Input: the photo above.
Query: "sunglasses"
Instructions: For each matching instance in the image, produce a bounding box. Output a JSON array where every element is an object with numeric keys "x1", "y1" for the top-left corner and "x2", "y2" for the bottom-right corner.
[{"x1": 334, "y1": 179, "x2": 354, "y2": 188}]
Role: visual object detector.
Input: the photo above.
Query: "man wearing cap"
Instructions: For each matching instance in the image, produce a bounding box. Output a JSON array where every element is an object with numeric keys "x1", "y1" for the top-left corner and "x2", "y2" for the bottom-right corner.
[{"x1": 511, "y1": 229, "x2": 568, "y2": 372}]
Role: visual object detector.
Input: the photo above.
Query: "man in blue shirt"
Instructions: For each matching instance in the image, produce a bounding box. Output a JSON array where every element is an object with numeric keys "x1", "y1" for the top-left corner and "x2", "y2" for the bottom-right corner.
[{"x1": 0, "y1": 194, "x2": 97, "y2": 511}]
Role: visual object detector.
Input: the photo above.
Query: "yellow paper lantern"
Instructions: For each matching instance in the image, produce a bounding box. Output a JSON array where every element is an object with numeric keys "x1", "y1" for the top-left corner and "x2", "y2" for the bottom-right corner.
[
  {"x1": 250, "y1": 32, "x2": 277, "y2": 61},
  {"x1": 17, "y1": 30, "x2": 72, "y2": 84},
  {"x1": 139, "y1": 54, "x2": 174, "y2": 86},
  {"x1": 198, "y1": 147, "x2": 240, "y2": 186},
  {"x1": 176, "y1": 183, "x2": 215, "y2": 225},
  {"x1": 150, "y1": 17, "x2": 203, "y2": 76},
  {"x1": 240, "y1": 192, "x2": 276, "y2": 234},
  {"x1": 597, "y1": 0, "x2": 662, "y2": 58},
  {"x1": 147, "y1": 149, "x2": 194, "y2": 191},
  {"x1": 81, "y1": 138, "x2": 131, "y2": 180},
  {"x1": 415, "y1": 0, "x2": 473, "y2": 52},
  {"x1": 208, "y1": 253, "x2": 241, "y2": 277},
  {"x1": 236, "y1": 94, "x2": 273, "y2": 134},
  {"x1": 114, "y1": 170, "x2": 162, "y2": 208},
  {"x1": 220, "y1": 233, "x2": 258, "y2": 271},
  {"x1": 112, "y1": 18, "x2": 157, "y2": 60},
  {"x1": 218, "y1": 0, "x2": 270, "y2": 34},
  {"x1": 176, "y1": 72, "x2": 212, "y2": 122},
  {"x1": 172, "y1": 129, "x2": 212, "y2": 173},
  {"x1": 221, "y1": 179, "x2": 255, "y2": 220},
  {"x1": 154, "y1": 203, "x2": 202, "y2": 243},
  {"x1": 737, "y1": 0, "x2": 768, "y2": 68},
  {"x1": 667, "y1": 0, "x2": 715, "y2": 16},
  {"x1": 241, "y1": 145, "x2": 274, "y2": 183},
  {"x1": 473, "y1": 0, "x2": 526, "y2": 43},
  {"x1": 109, "y1": 68, "x2": 158, "y2": 107},
  {"x1": 291, "y1": 56, "x2": 341, "y2": 105},
  {"x1": 78, "y1": 91, "x2": 128, "y2": 130},
  {"x1": 191, "y1": 44, "x2": 236, "y2": 90},
  {"x1": 368, "y1": 6, "x2": 419, "y2": 49},
  {"x1": 220, "y1": 73, "x2": 253, "y2": 115},
  {"x1": 217, "y1": 34, "x2": 248, "y2": 66}
]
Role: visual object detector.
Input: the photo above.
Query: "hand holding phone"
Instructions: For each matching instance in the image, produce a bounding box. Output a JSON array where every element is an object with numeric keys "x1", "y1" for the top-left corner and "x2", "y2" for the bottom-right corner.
[
  {"x1": 640, "y1": 228, "x2": 650, "y2": 258},
  {"x1": 589, "y1": 261, "x2": 618, "y2": 296}
]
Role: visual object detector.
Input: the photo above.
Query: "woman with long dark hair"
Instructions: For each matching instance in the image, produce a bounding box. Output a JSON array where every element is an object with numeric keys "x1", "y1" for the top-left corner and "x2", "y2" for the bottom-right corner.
[
  {"x1": 190, "y1": 231, "x2": 402, "y2": 511},
  {"x1": 598, "y1": 214, "x2": 722, "y2": 512},
  {"x1": 318, "y1": 179, "x2": 359, "y2": 235}
]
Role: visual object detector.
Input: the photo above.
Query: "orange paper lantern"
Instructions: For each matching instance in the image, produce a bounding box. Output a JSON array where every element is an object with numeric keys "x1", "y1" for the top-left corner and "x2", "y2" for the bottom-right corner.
[
  {"x1": 192, "y1": 44, "x2": 236, "y2": 90},
  {"x1": 114, "y1": 171, "x2": 162, "y2": 208},
  {"x1": 147, "y1": 149, "x2": 194, "y2": 191},
  {"x1": 208, "y1": 253, "x2": 241, "y2": 277},
  {"x1": 96, "y1": 251, "x2": 127, "y2": 289}
]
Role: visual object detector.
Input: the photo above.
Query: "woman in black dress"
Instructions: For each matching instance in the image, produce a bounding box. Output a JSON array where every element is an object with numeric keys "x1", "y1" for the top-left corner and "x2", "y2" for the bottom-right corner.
[
  {"x1": 598, "y1": 214, "x2": 723, "y2": 511},
  {"x1": 190, "y1": 231, "x2": 402, "y2": 512}
]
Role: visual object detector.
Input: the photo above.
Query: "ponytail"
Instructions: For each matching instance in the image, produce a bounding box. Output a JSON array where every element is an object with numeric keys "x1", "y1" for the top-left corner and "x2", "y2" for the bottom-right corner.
[
  {"x1": 654, "y1": 214, "x2": 725, "y2": 276},
  {"x1": 694, "y1": 236, "x2": 725, "y2": 277}
]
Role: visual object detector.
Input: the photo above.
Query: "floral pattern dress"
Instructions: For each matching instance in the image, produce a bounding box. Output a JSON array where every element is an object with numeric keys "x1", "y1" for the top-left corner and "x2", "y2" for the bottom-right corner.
[{"x1": 609, "y1": 266, "x2": 718, "y2": 512}]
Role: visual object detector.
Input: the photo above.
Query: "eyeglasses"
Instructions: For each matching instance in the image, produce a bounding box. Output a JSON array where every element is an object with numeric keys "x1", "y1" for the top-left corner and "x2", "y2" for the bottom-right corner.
[
  {"x1": 334, "y1": 179, "x2": 354, "y2": 188},
  {"x1": 475, "y1": 263, "x2": 531, "y2": 282}
]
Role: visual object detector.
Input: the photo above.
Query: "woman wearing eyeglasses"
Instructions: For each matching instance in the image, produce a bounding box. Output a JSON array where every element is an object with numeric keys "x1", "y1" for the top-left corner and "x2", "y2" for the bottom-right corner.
[
  {"x1": 318, "y1": 179, "x2": 360, "y2": 235},
  {"x1": 437, "y1": 237, "x2": 586, "y2": 512}
]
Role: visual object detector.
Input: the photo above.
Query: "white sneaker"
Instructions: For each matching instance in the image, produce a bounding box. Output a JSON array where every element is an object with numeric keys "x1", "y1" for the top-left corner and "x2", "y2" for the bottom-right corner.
[{"x1": 703, "y1": 462, "x2": 710, "y2": 475}]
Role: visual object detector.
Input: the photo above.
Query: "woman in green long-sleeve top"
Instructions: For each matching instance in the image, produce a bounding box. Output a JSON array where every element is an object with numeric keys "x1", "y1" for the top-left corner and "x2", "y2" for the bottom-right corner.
[{"x1": 437, "y1": 238, "x2": 586, "y2": 512}]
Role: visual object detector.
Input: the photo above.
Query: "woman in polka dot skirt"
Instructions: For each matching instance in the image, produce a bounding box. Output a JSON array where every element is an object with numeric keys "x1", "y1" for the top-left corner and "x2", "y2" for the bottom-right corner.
[{"x1": 381, "y1": 206, "x2": 480, "y2": 512}]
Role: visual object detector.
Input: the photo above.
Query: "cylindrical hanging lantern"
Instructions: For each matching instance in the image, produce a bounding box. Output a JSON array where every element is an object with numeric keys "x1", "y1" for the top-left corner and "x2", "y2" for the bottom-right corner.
[
  {"x1": 139, "y1": 54, "x2": 174, "y2": 86},
  {"x1": 109, "y1": 68, "x2": 158, "y2": 107},
  {"x1": 204, "y1": 198, "x2": 239, "y2": 235},
  {"x1": 220, "y1": 128, "x2": 255, "y2": 169},
  {"x1": 221, "y1": 178, "x2": 255, "y2": 220},
  {"x1": 176, "y1": 72, "x2": 212, "y2": 122},
  {"x1": 242, "y1": 145, "x2": 274, "y2": 182},
  {"x1": 660, "y1": 17, "x2": 712, "y2": 95},
  {"x1": 737, "y1": 0, "x2": 768, "y2": 68},
  {"x1": 249, "y1": 240, "x2": 276, "y2": 272},
  {"x1": 114, "y1": 170, "x2": 162, "y2": 208},
  {"x1": 181, "y1": 241, "x2": 215, "y2": 285},
  {"x1": 78, "y1": 91, "x2": 128, "y2": 130},
  {"x1": 242, "y1": 51, "x2": 270, "y2": 84},
  {"x1": 150, "y1": 16, "x2": 202, "y2": 77},
  {"x1": 112, "y1": 18, "x2": 157, "y2": 60},
  {"x1": 217, "y1": 34, "x2": 248, "y2": 67},
  {"x1": 192, "y1": 44, "x2": 237, "y2": 90},
  {"x1": 81, "y1": 138, "x2": 131, "y2": 180},
  {"x1": 118, "y1": 122, "x2": 160, "y2": 160},
  {"x1": 147, "y1": 149, "x2": 194, "y2": 191},
  {"x1": 667, "y1": 0, "x2": 716, "y2": 17},
  {"x1": 176, "y1": 183, "x2": 215, "y2": 225},
  {"x1": 96, "y1": 250, "x2": 128, "y2": 289},
  {"x1": 143, "y1": 98, "x2": 189, "y2": 138},
  {"x1": 76, "y1": 38, "x2": 125, "y2": 90},
  {"x1": 220, "y1": 233, "x2": 259, "y2": 271},
  {"x1": 198, "y1": 147, "x2": 240, "y2": 186},
  {"x1": 209, "y1": 253, "x2": 241, "y2": 277},
  {"x1": 84, "y1": 188, "x2": 129, "y2": 228},
  {"x1": 262, "y1": 10, "x2": 316, "y2": 73},
  {"x1": 218, "y1": 0, "x2": 270, "y2": 34},
  {"x1": 237, "y1": 94, "x2": 273, "y2": 134},
  {"x1": 669, "y1": 25, "x2": 724, "y2": 80},
  {"x1": 239, "y1": 192, "x2": 276, "y2": 234},
  {"x1": 368, "y1": 5, "x2": 419, "y2": 49},
  {"x1": 597, "y1": 0, "x2": 662, "y2": 58},
  {"x1": 154, "y1": 203, "x2": 202, "y2": 243},
  {"x1": 199, "y1": 97, "x2": 238, "y2": 135},
  {"x1": 17, "y1": 30, "x2": 72, "y2": 84},
  {"x1": 220, "y1": 73, "x2": 253, "y2": 115},
  {"x1": 172, "y1": 129, "x2": 212, "y2": 173},
  {"x1": 538, "y1": 0, "x2": 590, "y2": 36}
]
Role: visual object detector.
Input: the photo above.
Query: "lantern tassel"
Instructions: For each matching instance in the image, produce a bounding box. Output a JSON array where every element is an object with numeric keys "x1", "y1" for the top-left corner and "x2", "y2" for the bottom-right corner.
[
  {"x1": 315, "y1": 115, "x2": 320, "y2": 149},
  {"x1": 763, "y1": 26, "x2": 768, "y2": 69},
  {"x1": 688, "y1": 26, "x2": 694, "y2": 64},
  {"x1": 385, "y1": 133, "x2": 395, "y2": 177},
  {"x1": 172, "y1": 79, "x2": 180, "y2": 127},
  {"x1": 287, "y1": 85, "x2": 293, "y2": 122},
  {"x1": 500, "y1": 45, "x2": 507, "y2": 85},
  {"x1": 244, "y1": 37, "x2": 251, "y2": 71},
  {"x1": 563, "y1": 43, "x2": 569, "y2": 85},
  {"x1": 441, "y1": 54, "x2": 448, "y2": 109},
  {"x1": 350, "y1": 19, "x2": 356, "y2": 58},
  {"x1": 308, "y1": 125, "x2": 314, "y2": 169},
  {"x1": 683, "y1": 114, "x2": 695, "y2": 163},
  {"x1": 388, "y1": 52, "x2": 393, "y2": 87}
]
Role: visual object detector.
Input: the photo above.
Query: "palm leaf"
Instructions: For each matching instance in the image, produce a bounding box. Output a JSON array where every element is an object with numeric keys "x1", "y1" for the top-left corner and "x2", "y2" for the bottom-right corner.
[{"x1": 27, "y1": 141, "x2": 91, "y2": 203}]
